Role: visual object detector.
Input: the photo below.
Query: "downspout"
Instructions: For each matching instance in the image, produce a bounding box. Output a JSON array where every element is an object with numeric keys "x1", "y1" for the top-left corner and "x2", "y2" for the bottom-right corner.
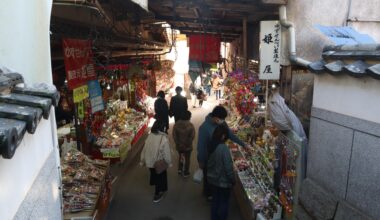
[{"x1": 279, "y1": 5, "x2": 311, "y2": 67}]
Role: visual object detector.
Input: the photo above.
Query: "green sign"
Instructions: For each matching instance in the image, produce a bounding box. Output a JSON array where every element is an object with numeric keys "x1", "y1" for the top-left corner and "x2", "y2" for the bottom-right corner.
[{"x1": 73, "y1": 85, "x2": 89, "y2": 103}]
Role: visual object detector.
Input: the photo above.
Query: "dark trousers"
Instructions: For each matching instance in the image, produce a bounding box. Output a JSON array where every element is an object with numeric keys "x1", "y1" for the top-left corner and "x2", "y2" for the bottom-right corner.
[
  {"x1": 203, "y1": 165, "x2": 212, "y2": 197},
  {"x1": 178, "y1": 150, "x2": 191, "y2": 173},
  {"x1": 149, "y1": 168, "x2": 168, "y2": 195},
  {"x1": 211, "y1": 186, "x2": 231, "y2": 220}
]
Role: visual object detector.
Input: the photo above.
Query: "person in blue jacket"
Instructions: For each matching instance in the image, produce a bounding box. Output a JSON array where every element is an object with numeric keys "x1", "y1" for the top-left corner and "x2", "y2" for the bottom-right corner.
[
  {"x1": 207, "y1": 124, "x2": 235, "y2": 220},
  {"x1": 197, "y1": 105, "x2": 249, "y2": 198}
]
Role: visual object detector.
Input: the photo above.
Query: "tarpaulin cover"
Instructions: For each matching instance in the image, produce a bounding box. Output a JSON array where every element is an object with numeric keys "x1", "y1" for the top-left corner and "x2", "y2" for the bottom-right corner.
[
  {"x1": 268, "y1": 91, "x2": 306, "y2": 139},
  {"x1": 189, "y1": 35, "x2": 221, "y2": 63}
]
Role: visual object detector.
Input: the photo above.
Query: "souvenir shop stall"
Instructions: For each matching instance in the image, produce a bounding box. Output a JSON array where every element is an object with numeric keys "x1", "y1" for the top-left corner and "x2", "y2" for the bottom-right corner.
[
  {"x1": 54, "y1": 39, "x2": 158, "y2": 219},
  {"x1": 91, "y1": 62, "x2": 154, "y2": 163},
  {"x1": 222, "y1": 70, "x2": 305, "y2": 220}
]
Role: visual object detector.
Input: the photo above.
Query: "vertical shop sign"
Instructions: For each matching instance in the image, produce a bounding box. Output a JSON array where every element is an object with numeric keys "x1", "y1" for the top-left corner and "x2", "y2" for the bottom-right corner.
[
  {"x1": 87, "y1": 80, "x2": 104, "y2": 113},
  {"x1": 63, "y1": 38, "x2": 97, "y2": 89},
  {"x1": 259, "y1": 21, "x2": 281, "y2": 80}
]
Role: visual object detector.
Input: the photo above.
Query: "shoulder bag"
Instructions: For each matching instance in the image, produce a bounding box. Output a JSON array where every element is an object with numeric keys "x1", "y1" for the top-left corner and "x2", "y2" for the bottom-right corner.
[{"x1": 154, "y1": 135, "x2": 169, "y2": 174}]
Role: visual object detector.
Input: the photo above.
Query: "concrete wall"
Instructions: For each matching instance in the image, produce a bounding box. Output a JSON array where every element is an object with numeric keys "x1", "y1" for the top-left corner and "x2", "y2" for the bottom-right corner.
[
  {"x1": 0, "y1": 0, "x2": 61, "y2": 219},
  {"x1": 286, "y1": 0, "x2": 380, "y2": 62},
  {"x1": 307, "y1": 107, "x2": 380, "y2": 219},
  {"x1": 313, "y1": 74, "x2": 380, "y2": 124}
]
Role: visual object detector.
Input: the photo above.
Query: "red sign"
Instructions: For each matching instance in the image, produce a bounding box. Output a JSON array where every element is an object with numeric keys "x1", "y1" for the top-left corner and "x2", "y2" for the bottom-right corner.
[
  {"x1": 189, "y1": 35, "x2": 221, "y2": 63},
  {"x1": 63, "y1": 39, "x2": 97, "y2": 89}
]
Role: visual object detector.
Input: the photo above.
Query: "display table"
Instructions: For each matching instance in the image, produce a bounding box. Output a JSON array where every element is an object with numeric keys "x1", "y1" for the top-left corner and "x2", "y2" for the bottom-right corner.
[{"x1": 62, "y1": 150, "x2": 111, "y2": 220}]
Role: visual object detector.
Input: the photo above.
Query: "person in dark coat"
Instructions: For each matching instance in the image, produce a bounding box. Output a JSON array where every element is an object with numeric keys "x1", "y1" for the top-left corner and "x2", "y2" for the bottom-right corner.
[
  {"x1": 154, "y1": 90, "x2": 169, "y2": 133},
  {"x1": 169, "y1": 86, "x2": 188, "y2": 122}
]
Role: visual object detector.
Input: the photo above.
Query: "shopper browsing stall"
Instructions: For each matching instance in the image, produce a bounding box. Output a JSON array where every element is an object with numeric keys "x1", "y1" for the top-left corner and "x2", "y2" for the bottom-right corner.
[
  {"x1": 172, "y1": 111, "x2": 195, "y2": 177},
  {"x1": 140, "y1": 120, "x2": 172, "y2": 203},
  {"x1": 169, "y1": 86, "x2": 188, "y2": 122},
  {"x1": 207, "y1": 124, "x2": 235, "y2": 220},
  {"x1": 197, "y1": 106, "x2": 249, "y2": 198}
]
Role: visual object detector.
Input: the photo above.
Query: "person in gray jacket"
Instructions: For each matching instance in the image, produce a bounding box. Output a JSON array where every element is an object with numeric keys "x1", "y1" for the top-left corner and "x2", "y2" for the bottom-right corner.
[
  {"x1": 172, "y1": 111, "x2": 195, "y2": 177},
  {"x1": 207, "y1": 124, "x2": 235, "y2": 220}
]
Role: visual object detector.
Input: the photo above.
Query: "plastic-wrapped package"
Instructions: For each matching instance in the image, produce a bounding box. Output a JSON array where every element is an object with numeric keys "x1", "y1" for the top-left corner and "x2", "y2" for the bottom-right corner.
[{"x1": 268, "y1": 91, "x2": 306, "y2": 139}]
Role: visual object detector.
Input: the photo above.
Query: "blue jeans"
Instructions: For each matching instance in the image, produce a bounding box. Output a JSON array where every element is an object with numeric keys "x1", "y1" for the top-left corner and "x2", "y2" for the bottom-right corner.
[
  {"x1": 204, "y1": 85, "x2": 211, "y2": 96},
  {"x1": 211, "y1": 186, "x2": 231, "y2": 220},
  {"x1": 215, "y1": 90, "x2": 221, "y2": 100}
]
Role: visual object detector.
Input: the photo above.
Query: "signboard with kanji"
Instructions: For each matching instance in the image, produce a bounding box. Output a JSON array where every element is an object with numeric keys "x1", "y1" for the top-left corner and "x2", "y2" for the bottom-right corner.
[
  {"x1": 63, "y1": 38, "x2": 97, "y2": 89},
  {"x1": 259, "y1": 21, "x2": 281, "y2": 80}
]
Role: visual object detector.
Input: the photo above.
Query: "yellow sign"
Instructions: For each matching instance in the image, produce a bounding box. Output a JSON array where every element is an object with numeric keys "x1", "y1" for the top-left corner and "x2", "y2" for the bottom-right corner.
[
  {"x1": 78, "y1": 101, "x2": 84, "y2": 119},
  {"x1": 73, "y1": 85, "x2": 89, "y2": 103}
]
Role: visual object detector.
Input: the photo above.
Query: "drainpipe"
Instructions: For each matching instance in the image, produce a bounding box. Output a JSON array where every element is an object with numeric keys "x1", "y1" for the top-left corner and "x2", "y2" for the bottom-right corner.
[{"x1": 279, "y1": 5, "x2": 311, "y2": 67}]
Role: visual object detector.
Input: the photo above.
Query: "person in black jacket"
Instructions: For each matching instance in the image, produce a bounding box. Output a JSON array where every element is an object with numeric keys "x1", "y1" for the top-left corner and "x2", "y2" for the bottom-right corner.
[
  {"x1": 169, "y1": 86, "x2": 188, "y2": 122},
  {"x1": 154, "y1": 90, "x2": 169, "y2": 133}
]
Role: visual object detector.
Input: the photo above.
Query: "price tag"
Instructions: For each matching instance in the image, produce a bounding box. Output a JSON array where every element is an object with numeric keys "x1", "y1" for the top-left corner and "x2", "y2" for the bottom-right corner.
[{"x1": 100, "y1": 148, "x2": 120, "y2": 158}]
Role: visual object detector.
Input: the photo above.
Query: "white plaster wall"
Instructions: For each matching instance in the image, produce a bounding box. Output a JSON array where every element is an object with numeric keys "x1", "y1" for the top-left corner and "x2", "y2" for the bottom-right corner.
[
  {"x1": 0, "y1": 1, "x2": 59, "y2": 220},
  {"x1": 313, "y1": 74, "x2": 380, "y2": 124},
  {"x1": 286, "y1": 0, "x2": 380, "y2": 61}
]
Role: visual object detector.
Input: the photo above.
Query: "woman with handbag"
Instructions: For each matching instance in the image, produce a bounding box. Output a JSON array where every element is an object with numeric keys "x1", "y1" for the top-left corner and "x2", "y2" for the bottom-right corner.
[{"x1": 140, "y1": 120, "x2": 172, "y2": 203}]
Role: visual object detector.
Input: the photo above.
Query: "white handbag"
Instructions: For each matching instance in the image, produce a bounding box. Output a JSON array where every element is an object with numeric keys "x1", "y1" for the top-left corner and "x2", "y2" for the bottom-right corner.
[{"x1": 192, "y1": 168, "x2": 203, "y2": 184}]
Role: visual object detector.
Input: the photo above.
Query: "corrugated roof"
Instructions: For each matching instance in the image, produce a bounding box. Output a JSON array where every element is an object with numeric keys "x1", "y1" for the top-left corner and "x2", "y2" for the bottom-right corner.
[
  {"x1": 308, "y1": 44, "x2": 380, "y2": 80},
  {"x1": 315, "y1": 25, "x2": 376, "y2": 45},
  {"x1": 0, "y1": 70, "x2": 59, "y2": 159}
]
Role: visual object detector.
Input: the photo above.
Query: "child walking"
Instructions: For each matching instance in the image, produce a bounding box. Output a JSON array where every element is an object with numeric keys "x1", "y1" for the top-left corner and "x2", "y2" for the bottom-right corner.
[{"x1": 172, "y1": 111, "x2": 195, "y2": 177}]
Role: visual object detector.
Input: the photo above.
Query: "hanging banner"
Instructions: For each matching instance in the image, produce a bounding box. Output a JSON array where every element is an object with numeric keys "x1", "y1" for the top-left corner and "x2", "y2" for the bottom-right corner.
[
  {"x1": 189, "y1": 35, "x2": 221, "y2": 63},
  {"x1": 63, "y1": 38, "x2": 97, "y2": 89},
  {"x1": 259, "y1": 21, "x2": 281, "y2": 80},
  {"x1": 73, "y1": 85, "x2": 89, "y2": 103},
  {"x1": 88, "y1": 80, "x2": 104, "y2": 113}
]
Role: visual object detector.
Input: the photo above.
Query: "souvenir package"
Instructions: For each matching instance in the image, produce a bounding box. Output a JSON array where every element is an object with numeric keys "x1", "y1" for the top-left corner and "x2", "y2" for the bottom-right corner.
[{"x1": 61, "y1": 148, "x2": 109, "y2": 214}]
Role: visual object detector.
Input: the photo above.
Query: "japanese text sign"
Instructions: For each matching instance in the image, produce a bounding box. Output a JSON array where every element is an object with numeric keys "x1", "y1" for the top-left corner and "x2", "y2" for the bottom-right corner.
[
  {"x1": 259, "y1": 21, "x2": 281, "y2": 80},
  {"x1": 63, "y1": 39, "x2": 97, "y2": 89},
  {"x1": 88, "y1": 80, "x2": 104, "y2": 113},
  {"x1": 73, "y1": 85, "x2": 89, "y2": 103}
]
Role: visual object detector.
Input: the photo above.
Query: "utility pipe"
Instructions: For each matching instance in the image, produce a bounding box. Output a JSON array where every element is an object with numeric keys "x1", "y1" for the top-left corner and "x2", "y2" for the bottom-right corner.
[{"x1": 279, "y1": 5, "x2": 311, "y2": 67}]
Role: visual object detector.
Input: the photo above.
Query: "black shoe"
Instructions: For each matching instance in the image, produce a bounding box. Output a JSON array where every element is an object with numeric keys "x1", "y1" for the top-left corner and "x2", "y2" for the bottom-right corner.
[
  {"x1": 207, "y1": 196, "x2": 213, "y2": 201},
  {"x1": 183, "y1": 172, "x2": 190, "y2": 178},
  {"x1": 178, "y1": 170, "x2": 182, "y2": 175},
  {"x1": 153, "y1": 194, "x2": 164, "y2": 203}
]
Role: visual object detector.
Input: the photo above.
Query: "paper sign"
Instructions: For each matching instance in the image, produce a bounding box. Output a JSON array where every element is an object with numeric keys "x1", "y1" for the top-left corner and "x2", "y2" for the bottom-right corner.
[
  {"x1": 87, "y1": 80, "x2": 104, "y2": 113},
  {"x1": 259, "y1": 21, "x2": 281, "y2": 80},
  {"x1": 73, "y1": 85, "x2": 89, "y2": 103}
]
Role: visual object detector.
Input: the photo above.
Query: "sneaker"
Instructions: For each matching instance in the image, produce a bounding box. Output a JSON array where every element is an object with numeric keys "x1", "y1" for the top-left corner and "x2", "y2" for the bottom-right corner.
[
  {"x1": 207, "y1": 196, "x2": 213, "y2": 201},
  {"x1": 153, "y1": 194, "x2": 163, "y2": 203},
  {"x1": 178, "y1": 170, "x2": 182, "y2": 175},
  {"x1": 183, "y1": 172, "x2": 190, "y2": 178}
]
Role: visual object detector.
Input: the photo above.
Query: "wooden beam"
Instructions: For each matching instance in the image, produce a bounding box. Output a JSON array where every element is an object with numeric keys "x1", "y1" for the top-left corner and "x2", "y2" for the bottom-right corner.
[
  {"x1": 175, "y1": 26, "x2": 241, "y2": 35},
  {"x1": 154, "y1": 15, "x2": 241, "y2": 27}
]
